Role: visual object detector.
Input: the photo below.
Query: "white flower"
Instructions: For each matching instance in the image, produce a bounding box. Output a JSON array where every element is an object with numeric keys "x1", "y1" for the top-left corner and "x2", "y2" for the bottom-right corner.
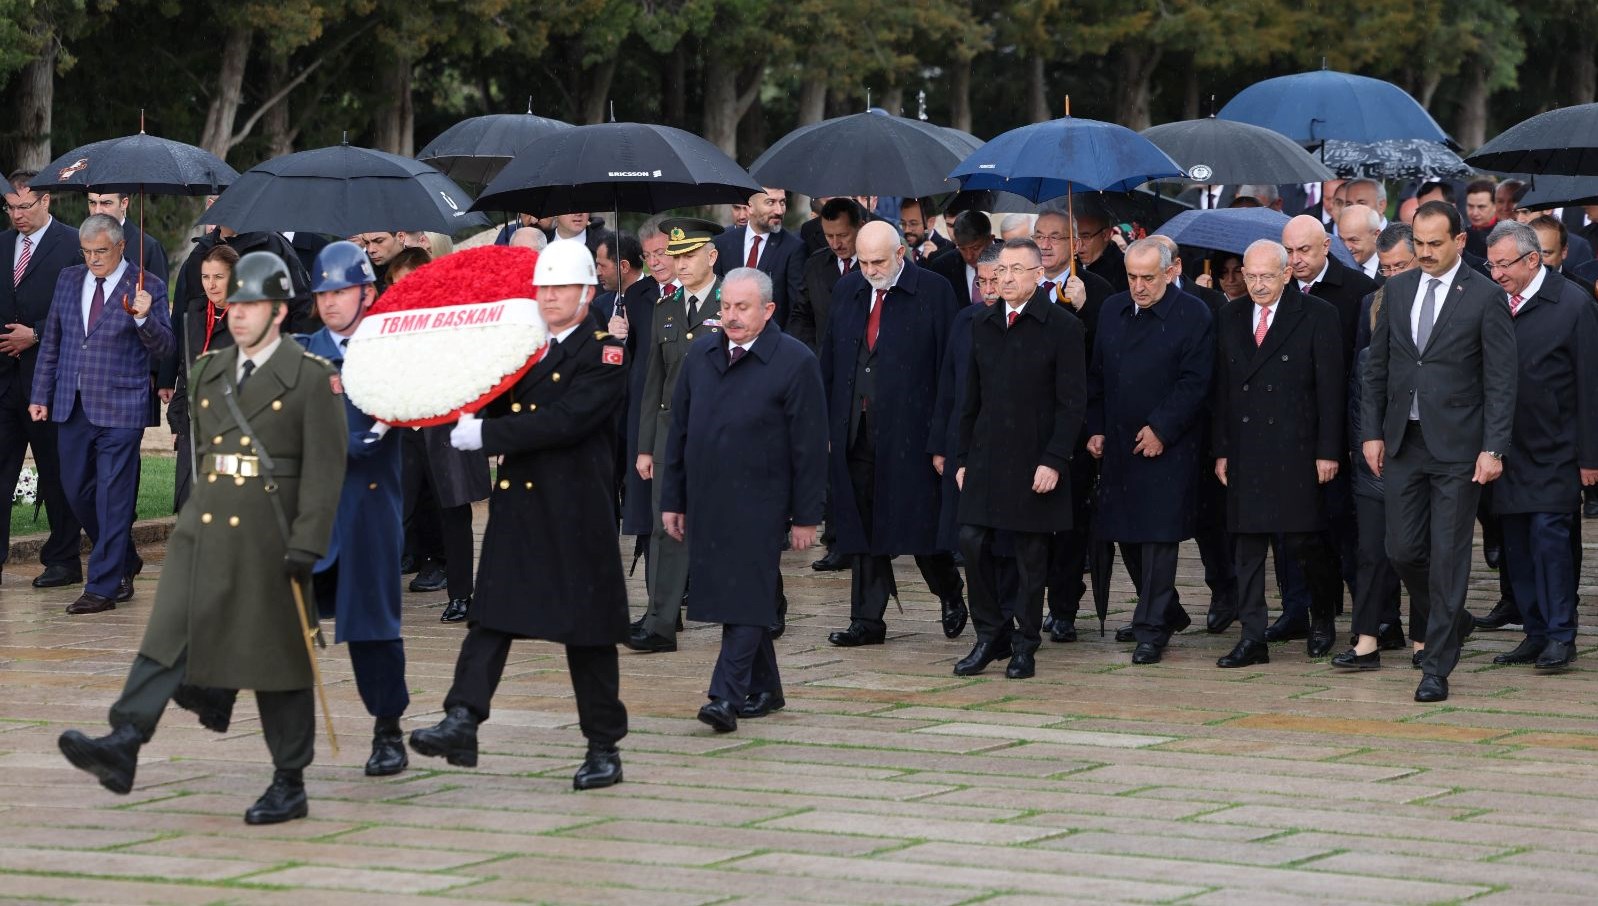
[{"x1": 12, "y1": 465, "x2": 37, "y2": 506}]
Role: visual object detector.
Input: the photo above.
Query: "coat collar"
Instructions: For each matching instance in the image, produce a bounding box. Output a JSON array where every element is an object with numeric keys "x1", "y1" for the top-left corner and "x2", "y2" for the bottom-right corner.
[
  {"x1": 708, "y1": 320, "x2": 784, "y2": 373},
  {"x1": 1241, "y1": 285, "x2": 1305, "y2": 376},
  {"x1": 1121, "y1": 284, "x2": 1181, "y2": 320}
]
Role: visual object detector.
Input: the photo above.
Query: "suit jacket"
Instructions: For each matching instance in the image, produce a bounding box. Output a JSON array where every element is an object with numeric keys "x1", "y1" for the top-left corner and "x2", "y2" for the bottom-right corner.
[
  {"x1": 1038, "y1": 268, "x2": 1115, "y2": 361},
  {"x1": 120, "y1": 220, "x2": 169, "y2": 287},
  {"x1": 0, "y1": 219, "x2": 80, "y2": 405},
  {"x1": 1084, "y1": 243, "x2": 1130, "y2": 295},
  {"x1": 1301, "y1": 254, "x2": 1379, "y2": 373},
  {"x1": 638, "y1": 279, "x2": 724, "y2": 457},
  {"x1": 928, "y1": 245, "x2": 987, "y2": 307},
  {"x1": 1572, "y1": 259, "x2": 1598, "y2": 298},
  {"x1": 910, "y1": 230, "x2": 953, "y2": 265},
  {"x1": 287, "y1": 232, "x2": 331, "y2": 280},
  {"x1": 614, "y1": 275, "x2": 661, "y2": 536},
  {"x1": 789, "y1": 248, "x2": 852, "y2": 351},
  {"x1": 1360, "y1": 262, "x2": 1517, "y2": 463},
  {"x1": 32, "y1": 264, "x2": 175, "y2": 428},
  {"x1": 712, "y1": 225, "x2": 807, "y2": 327}
]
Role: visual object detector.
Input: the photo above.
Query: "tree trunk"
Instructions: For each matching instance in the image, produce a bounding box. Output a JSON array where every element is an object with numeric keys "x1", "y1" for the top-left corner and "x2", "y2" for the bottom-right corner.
[
  {"x1": 580, "y1": 56, "x2": 618, "y2": 124},
  {"x1": 11, "y1": 34, "x2": 56, "y2": 169},
  {"x1": 264, "y1": 52, "x2": 293, "y2": 157},
  {"x1": 1417, "y1": 74, "x2": 1441, "y2": 111},
  {"x1": 1570, "y1": 52, "x2": 1597, "y2": 106},
  {"x1": 1183, "y1": 69, "x2": 1202, "y2": 120},
  {"x1": 665, "y1": 52, "x2": 687, "y2": 128},
  {"x1": 880, "y1": 86, "x2": 903, "y2": 116},
  {"x1": 950, "y1": 57, "x2": 972, "y2": 132},
  {"x1": 702, "y1": 58, "x2": 762, "y2": 159},
  {"x1": 798, "y1": 77, "x2": 826, "y2": 126},
  {"x1": 372, "y1": 55, "x2": 415, "y2": 155},
  {"x1": 1112, "y1": 48, "x2": 1161, "y2": 130},
  {"x1": 1027, "y1": 53, "x2": 1048, "y2": 123},
  {"x1": 739, "y1": 94, "x2": 765, "y2": 163},
  {"x1": 199, "y1": 25, "x2": 252, "y2": 160},
  {"x1": 1455, "y1": 64, "x2": 1489, "y2": 152}
]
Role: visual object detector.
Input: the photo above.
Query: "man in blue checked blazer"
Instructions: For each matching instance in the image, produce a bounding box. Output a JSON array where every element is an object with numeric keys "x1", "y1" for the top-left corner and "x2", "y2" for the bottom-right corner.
[{"x1": 30, "y1": 214, "x2": 174, "y2": 615}]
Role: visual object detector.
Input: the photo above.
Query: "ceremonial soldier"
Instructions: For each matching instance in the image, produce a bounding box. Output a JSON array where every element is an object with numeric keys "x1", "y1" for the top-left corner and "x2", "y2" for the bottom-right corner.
[
  {"x1": 410, "y1": 240, "x2": 632, "y2": 791},
  {"x1": 55, "y1": 252, "x2": 348, "y2": 824},
  {"x1": 630, "y1": 218, "x2": 726, "y2": 653},
  {"x1": 299, "y1": 240, "x2": 410, "y2": 776}
]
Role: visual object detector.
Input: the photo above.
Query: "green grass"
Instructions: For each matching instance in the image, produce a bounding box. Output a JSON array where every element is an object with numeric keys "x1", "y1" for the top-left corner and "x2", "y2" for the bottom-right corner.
[{"x1": 9, "y1": 454, "x2": 178, "y2": 539}]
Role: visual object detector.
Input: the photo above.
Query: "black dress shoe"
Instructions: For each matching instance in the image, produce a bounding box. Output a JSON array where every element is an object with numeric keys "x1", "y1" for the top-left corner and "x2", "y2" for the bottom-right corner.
[
  {"x1": 1264, "y1": 614, "x2": 1309, "y2": 643},
  {"x1": 1206, "y1": 607, "x2": 1237, "y2": 634},
  {"x1": 1216, "y1": 639, "x2": 1270, "y2": 668},
  {"x1": 1331, "y1": 648, "x2": 1381, "y2": 670},
  {"x1": 57, "y1": 725, "x2": 141, "y2": 794},
  {"x1": 245, "y1": 769, "x2": 308, "y2": 824},
  {"x1": 1114, "y1": 624, "x2": 1135, "y2": 643},
  {"x1": 1493, "y1": 636, "x2": 1546, "y2": 665},
  {"x1": 409, "y1": 706, "x2": 479, "y2": 767},
  {"x1": 113, "y1": 575, "x2": 135, "y2": 603},
  {"x1": 1377, "y1": 622, "x2": 1408, "y2": 650},
  {"x1": 941, "y1": 596, "x2": 968, "y2": 639},
  {"x1": 1005, "y1": 647, "x2": 1037, "y2": 679},
  {"x1": 697, "y1": 699, "x2": 738, "y2": 733},
  {"x1": 1535, "y1": 639, "x2": 1576, "y2": 671},
  {"x1": 1414, "y1": 673, "x2": 1448, "y2": 703},
  {"x1": 828, "y1": 624, "x2": 886, "y2": 647},
  {"x1": 810, "y1": 550, "x2": 847, "y2": 571},
  {"x1": 630, "y1": 614, "x2": 646, "y2": 632},
  {"x1": 1049, "y1": 619, "x2": 1077, "y2": 643},
  {"x1": 33, "y1": 564, "x2": 83, "y2": 588},
  {"x1": 173, "y1": 684, "x2": 235, "y2": 733},
  {"x1": 1412, "y1": 650, "x2": 1425, "y2": 669},
  {"x1": 1473, "y1": 598, "x2": 1523, "y2": 631},
  {"x1": 738, "y1": 691, "x2": 786, "y2": 718},
  {"x1": 1307, "y1": 620, "x2": 1336, "y2": 658},
  {"x1": 573, "y1": 744, "x2": 623, "y2": 790},
  {"x1": 624, "y1": 627, "x2": 677, "y2": 653},
  {"x1": 953, "y1": 638, "x2": 1013, "y2": 676},
  {"x1": 366, "y1": 717, "x2": 408, "y2": 776},
  {"x1": 1484, "y1": 546, "x2": 1501, "y2": 570},
  {"x1": 66, "y1": 592, "x2": 115, "y2": 615},
  {"x1": 1586, "y1": 498, "x2": 1598, "y2": 519},
  {"x1": 408, "y1": 564, "x2": 447, "y2": 593},
  {"x1": 1131, "y1": 642, "x2": 1162, "y2": 665},
  {"x1": 440, "y1": 597, "x2": 470, "y2": 623}
]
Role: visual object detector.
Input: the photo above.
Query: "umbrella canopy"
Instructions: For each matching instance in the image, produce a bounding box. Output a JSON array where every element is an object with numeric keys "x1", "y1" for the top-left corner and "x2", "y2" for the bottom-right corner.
[
  {"x1": 1513, "y1": 174, "x2": 1598, "y2": 211},
  {"x1": 1141, "y1": 117, "x2": 1334, "y2": 184},
  {"x1": 1320, "y1": 139, "x2": 1472, "y2": 180},
  {"x1": 473, "y1": 122, "x2": 762, "y2": 215},
  {"x1": 1218, "y1": 69, "x2": 1452, "y2": 146},
  {"x1": 1465, "y1": 103, "x2": 1598, "y2": 176},
  {"x1": 201, "y1": 143, "x2": 487, "y2": 237},
  {"x1": 941, "y1": 187, "x2": 1193, "y2": 231},
  {"x1": 415, "y1": 110, "x2": 574, "y2": 185},
  {"x1": 950, "y1": 116, "x2": 1185, "y2": 202},
  {"x1": 31, "y1": 131, "x2": 238, "y2": 196},
  {"x1": 749, "y1": 113, "x2": 974, "y2": 198},
  {"x1": 1154, "y1": 206, "x2": 1358, "y2": 268},
  {"x1": 939, "y1": 126, "x2": 984, "y2": 155}
]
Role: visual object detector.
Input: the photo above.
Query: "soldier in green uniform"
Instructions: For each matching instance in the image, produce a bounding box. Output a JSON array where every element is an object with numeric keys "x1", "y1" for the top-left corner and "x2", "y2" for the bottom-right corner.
[
  {"x1": 628, "y1": 218, "x2": 724, "y2": 653},
  {"x1": 55, "y1": 251, "x2": 349, "y2": 825}
]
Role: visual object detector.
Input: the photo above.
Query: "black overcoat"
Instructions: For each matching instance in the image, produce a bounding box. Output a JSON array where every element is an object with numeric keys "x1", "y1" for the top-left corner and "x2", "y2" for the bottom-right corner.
[
  {"x1": 957, "y1": 298, "x2": 1087, "y2": 533},
  {"x1": 1212, "y1": 286, "x2": 1345, "y2": 534},
  {"x1": 616, "y1": 275, "x2": 659, "y2": 535},
  {"x1": 1087, "y1": 286, "x2": 1214, "y2": 543},
  {"x1": 820, "y1": 259, "x2": 957, "y2": 554},
  {"x1": 660, "y1": 324, "x2": 827, "y2": 625},
  {"x1": 929, "y1": 301, "x2": 981, "y2": 551},
  {"x1": 1494, "y1": 268, "x2": 1598, "y2": 514},
  {"x1": 473, "y1": 314, "x2": 630, "y2": 645}
]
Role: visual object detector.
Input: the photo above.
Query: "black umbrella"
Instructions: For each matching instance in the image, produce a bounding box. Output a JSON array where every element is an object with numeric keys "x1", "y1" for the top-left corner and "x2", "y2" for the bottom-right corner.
[
  {"x1": 1320, "y1": 139, "x2": 1472, "y2": 180},
  {"x1": 201, "y1": 141, "x2": 487, "y2": 237},
  {"x1": 1088, "y1": 466, "x2": 1114, "y2": 635},
  {"x1": 940, "y1": 187, "x2": 1193, "y2": 233},
  {"x1": 749, "y1": 112, "x2": 973, "y2": 198},
  {"x1": 1141, "y1": 117, "x2": 1334, "y2": 185},
  {"x1": 1514, "y1": 175, "x2": 1598, "y2": 211},
  {"x1": 474, "y1": 122, "x2": 761, "y2": 215},
  {"x1": 1466, "y1": 103, "x2": 1598, "y2": 176},
  {"x1": 416, "y1": 105, "x2": 574, "y2": 185}
]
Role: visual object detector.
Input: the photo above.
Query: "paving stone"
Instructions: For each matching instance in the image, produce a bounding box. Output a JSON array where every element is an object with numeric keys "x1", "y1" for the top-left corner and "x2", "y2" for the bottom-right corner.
[
  {"x1": 557, "y1": 818, "x2": 897, "y2": 856},
  {"x1": 126, "y1": 833, "x2": 493, "y2": 871},
  {"x1": 911, "y1": 722, "x2": 1174, "y2": 748},
  {"x1": 0, "y1": 844, "x2": 270, "y2": 881},
  {"x1": 758, "y1": 810, "x2": 1064, "y2": 844},
  {"x1": 240, "y1": 865, "x2": 478, "y2": 894}
]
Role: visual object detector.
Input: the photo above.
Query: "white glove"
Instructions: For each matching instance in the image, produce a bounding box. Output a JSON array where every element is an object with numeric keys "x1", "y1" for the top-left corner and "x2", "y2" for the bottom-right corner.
[
  {"x1": 363, "y1": 421, "x2": 391, "y2": 443},
  {"x1": 450, "y1": 413, "x2": 484, "y2": 451}
]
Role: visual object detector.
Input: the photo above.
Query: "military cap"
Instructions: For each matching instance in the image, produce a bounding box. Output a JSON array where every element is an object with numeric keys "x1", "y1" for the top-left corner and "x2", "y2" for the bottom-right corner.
[{"x1": 660, "y1": 217, "x2": 723, "y2": 256}]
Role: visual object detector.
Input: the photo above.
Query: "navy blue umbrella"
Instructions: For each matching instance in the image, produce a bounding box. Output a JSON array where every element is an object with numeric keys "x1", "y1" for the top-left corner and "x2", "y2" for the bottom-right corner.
[
  {"x1": 1218, "y1": 69, "x2": 1452, "y2": 147},
  {"x1": 1154, "y1": 207, "x2": 1358, "y2": 268},
  {"x1": 950, "y1": 115, "x2": 1185, "y2": 202}
]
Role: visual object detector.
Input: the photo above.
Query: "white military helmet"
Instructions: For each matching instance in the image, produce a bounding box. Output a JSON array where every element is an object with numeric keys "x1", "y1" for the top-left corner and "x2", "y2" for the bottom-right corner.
[{"x1": 533, "y1": 237, "x2": 599, "y2": 287}]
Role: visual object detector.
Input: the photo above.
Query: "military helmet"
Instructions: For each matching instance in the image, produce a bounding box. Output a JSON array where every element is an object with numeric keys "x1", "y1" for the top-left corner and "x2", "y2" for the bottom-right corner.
[
  {"x1": 310, "y1": 240, "x2": 378, "y2": 292},
  {"x1": 229, "y1": 251, "x2": 296, "y2": 303}
]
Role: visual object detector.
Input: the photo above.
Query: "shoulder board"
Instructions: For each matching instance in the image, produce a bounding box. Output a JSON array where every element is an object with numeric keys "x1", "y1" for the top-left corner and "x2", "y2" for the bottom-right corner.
[
  {"x1": 195, "y1": 349, "x2": 219, "y2": 361},
  {"x1": 593, "y1": 330, "x2": 611, "y2": 341},
  {"x1": 303, "y1": 351, "x2": 335, "y2": 369}
]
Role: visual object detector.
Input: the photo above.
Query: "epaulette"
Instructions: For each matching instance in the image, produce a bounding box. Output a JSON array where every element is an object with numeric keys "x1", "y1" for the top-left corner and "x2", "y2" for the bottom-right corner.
[
  {"x1": 594, "y1": 330, "x2": 611, "y2": 341},
  {"x1": 303, "y1": 351, "x2": 334, "y2": 367},
  {"x1": 195, "y1": 349, "x2": 219, "y2": 361}
]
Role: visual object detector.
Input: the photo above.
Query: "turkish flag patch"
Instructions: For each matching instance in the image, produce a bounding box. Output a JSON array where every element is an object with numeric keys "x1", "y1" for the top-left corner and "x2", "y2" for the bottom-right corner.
[
  {"x1": 329, "y1": 374, "x2": 344, "y2": 395},
  {"x1": 601, "y1": 345, "x2": 624, "y2": 366}
]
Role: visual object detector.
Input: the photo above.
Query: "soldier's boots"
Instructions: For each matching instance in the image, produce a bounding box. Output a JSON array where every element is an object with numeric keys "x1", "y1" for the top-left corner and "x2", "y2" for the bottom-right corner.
[
  {"x1": 173, "y1": 684, "x2": 235, "y2": 733},
  {"x1": 245, "y1": 769, "x2": 308, "y2": 825},
  {"x1": 57, "y1": 725, "x2": 142, "y2": 794},
  {"x1": 573, "y1": 743, "x2": 623, "y2": 790},
  {"x1": 409, "y1": 705, "x2": 479, "y2": 767},
  {"x1": 366, "y1": 716, "x2": 408, "y2": 776}
]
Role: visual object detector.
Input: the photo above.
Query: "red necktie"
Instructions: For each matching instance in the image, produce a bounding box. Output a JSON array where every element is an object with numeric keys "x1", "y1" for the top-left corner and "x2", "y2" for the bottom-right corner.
[
  {"x1": 867, "y1": 289, "x2": 885, "y2": 350},
  {"x1": 839, "y1": 257, "x2": 851, "y2": 276},
  {"x1": 85, "y1": 277, "x2": 107, "y2": 333},
  {"x1": 13, "y1": 235, "x2": 31, "y2": 287},
  {"x1": 1509, "y1": 293, "x2": 1523, "y2": 316},
  {"x1": 1007, "y1": 309, "x2": 1018, "y2": 328},
  {"x1": 661, "y1": 282, "x2": 677, "y2": 299},
  {"x1": 746, "y1": 234, "x2": 762, "y2": 269},
  {"x1": 1254, "y1": 306, "x2": 1271, "y2": 346}
]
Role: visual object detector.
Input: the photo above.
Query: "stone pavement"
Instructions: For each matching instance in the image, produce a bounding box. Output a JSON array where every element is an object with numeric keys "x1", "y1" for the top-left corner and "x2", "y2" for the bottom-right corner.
[{"x1": 1, "y1": 519, "x2": 1595, "y2": 905}]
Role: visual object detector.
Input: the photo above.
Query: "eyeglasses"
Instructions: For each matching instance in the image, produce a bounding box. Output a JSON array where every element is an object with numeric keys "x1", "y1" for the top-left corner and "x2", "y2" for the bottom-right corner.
[
  {"x1": 1029, "y1": 233, "x2": 1078, "y2": 244},
  {"x1": 1486, "y1": 250, "x2": 1535, "y2": 272},
  {"x1": 1241, "y1": 272, "x2": 1285, "y2": 284},
  {"x1": 992, "y1": 264, "x2": 1041, "y2": 277},
  {"x1": 1378, "y1": 260, "x2": 1417, "y2": 275},
  {"x1": 5, "y1": 198, "x2": 42, "y2": 214},
  {"x1": 79, "y1": 246, "x2": 120, "y2": 260}
]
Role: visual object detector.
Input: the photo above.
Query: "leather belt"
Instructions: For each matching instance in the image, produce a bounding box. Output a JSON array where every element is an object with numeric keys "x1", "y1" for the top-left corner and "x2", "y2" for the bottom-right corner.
[{"x1": 208, "y1": 454, "x2": 300, "y2": 478}]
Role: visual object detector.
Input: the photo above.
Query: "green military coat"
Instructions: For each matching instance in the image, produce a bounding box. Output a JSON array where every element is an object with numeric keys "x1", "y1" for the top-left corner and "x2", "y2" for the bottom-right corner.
[
  {"x1": 139, "y1": 340, "x2": 348, "y2": 691},
  {"x1": 638, "y1": 279, "x2": 722, "y2": 461}
]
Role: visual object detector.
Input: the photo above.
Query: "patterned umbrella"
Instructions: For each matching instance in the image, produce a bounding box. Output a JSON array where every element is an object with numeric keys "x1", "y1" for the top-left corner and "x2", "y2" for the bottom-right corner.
[{"x1": 1319, "y1": 139, "x2": 1473, "y2": 180}]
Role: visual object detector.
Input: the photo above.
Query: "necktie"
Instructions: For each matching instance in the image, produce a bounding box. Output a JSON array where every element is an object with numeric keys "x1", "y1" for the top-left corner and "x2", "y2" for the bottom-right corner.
[
  {"x1": 1416, "y1": 277, "x2": 1440, "y2": 352},
  {"x1": 686, "y1": 294, "x2": 700, "y2": 323},
  {"x1": 339, "y1": 337, "x2": 349, "y2": 352},
  {"x1": 1043, "y1": 280, "x2": 1056, "y2": 302},
  {"x1": 867, "y1": 289, "x2": 885, "y2": 350},
  {"x1": 746, "y1": 234, "x2": 762, "y2": 269},
  {"x1": 970, "y1": 272, "x2": 980, "y2": 304},
  {"x1": 1301, "y1": 282, "x2": 1315, "y2": 296},
  {"x1": 1007, "y1": 309, "x2": 1019, "y2": 328},
  {"x1": 1509, "y1": 293, "x2": 1523, "y2": 316},
  {"x1": 13, "y1": 235, "x2": 31, "y2": 287},
  {"x1": 85, "y1": 277, "x2": 107, "y2": 333},
  {"x1": 839, "y1": 257, "x2": 851, "y2": 276},
  {"x1": 238, "y1": 359, "x2": 255, "y2": 390},
  {"x1": 1254, "y1": 306, "x2": 1271, "y2": 346},
  {"x1": 729, "y1": 345, "x2": 746, "y2": 365},
  {"x1": 661, "y1": 282, "x2": 677, "y2": 299}
]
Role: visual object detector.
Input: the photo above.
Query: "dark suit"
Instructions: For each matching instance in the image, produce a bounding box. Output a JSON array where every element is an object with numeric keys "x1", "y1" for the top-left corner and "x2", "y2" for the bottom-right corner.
[
  {"x1": 928, "y1": 245, "x2": 988, "y2": 307},
  {"x1": 712, "y1": 226, "x2": 806, "y2": 328},
  {"x1": 285, "y1": 232, "x2": 330, "y2": 281},
  {"x1": 790, "y1": 249, "x2": 853, "y2": 351},
  {"x1": 1084, "y1": 243, "x2": 1130, "y2": 295},
  {"x1": 1362, "y1": 260, "x2": 1517, "y2": 680},
  {"x1": 614, "y1": 276, "x2": 661, "y2": 538},
  {"x1": 910, "y1": 230, "x2": 953, "y2": 265},
  {"x1": 1300, "y1": 254, "x2": 1380, "y2": 372},
  {"x1": 120, "y1": 220, "x2": 169, "y2": 429}
]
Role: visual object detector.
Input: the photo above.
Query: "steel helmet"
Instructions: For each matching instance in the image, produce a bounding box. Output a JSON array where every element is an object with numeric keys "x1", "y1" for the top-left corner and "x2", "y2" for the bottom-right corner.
[
  {"x1": 229, "y1": 252, "x2": 296, "y2": 303},
  {"x1": 533, "y1": 238, "x2": 598, "y2": 287},
  {"x1": 310, "y1": 240, "x2": 378, "y2": 292}
]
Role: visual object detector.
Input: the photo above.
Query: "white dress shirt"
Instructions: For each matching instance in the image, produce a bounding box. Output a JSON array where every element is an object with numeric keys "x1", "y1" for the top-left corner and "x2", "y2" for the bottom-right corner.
[
  {"x1": 1358, "y1": 255, "x2": 1379, "y2": 279},
  {"x1": 13, "y1": 216, "x2": 50, "y2": 271},
  {"x1": 868, "y1": 263, "x2": 905, "y2": 311},
  {"x1": 1411, "y1": 258, "x2": 1464, "y2": 343},
  {"x1": 1252, "y1": 299, "x2": 1278, "y2": 334},
  {"x1": 237, "y1": 336, "x2": 282, "y2": 383},
  {"x1": 81, "y1": 259, "x2": 130, "y2": 331},
  {"x1": 1512, "y1": 267, "x2": 1547, "y2": 314},
  {"x1": 1299, "y1": 260, "x2": 1329, "y2": 295},
  {"x1": 742, "y1": 226, "x2": 770, "y2": 268}
]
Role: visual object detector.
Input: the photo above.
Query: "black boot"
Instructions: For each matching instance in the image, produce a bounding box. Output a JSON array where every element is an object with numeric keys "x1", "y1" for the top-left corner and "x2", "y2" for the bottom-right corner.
[
  {"x1": 245, "y1": 768, "x2": 308, "y2": 824},
  {"x1": 409, "y1": 705, "x2": 479, "y2": 767},
  {"x1": 941, "y1": 594, "x2": 969, "y2": 639},
  {"x1": 57, "y1": 725, "x2": 142, "y2": 794},
  {"x1": 573, "y1": 743, "x2": 624, "y2": 790},
  {"x1": 365, "y1": 717, "x2": 408, "y2": 777},
  {"x1": 440, "y1": 597, "x2": 470, "y2": 623},
  {"x1": 173, "y1": 684, "x2": 235, "y2": 733}
]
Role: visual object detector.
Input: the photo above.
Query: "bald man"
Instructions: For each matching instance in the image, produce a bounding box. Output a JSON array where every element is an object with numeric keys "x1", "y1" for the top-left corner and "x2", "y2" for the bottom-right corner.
[{"x1": 1283, "y1": 214, "x2": 1379, "y2": 372}]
